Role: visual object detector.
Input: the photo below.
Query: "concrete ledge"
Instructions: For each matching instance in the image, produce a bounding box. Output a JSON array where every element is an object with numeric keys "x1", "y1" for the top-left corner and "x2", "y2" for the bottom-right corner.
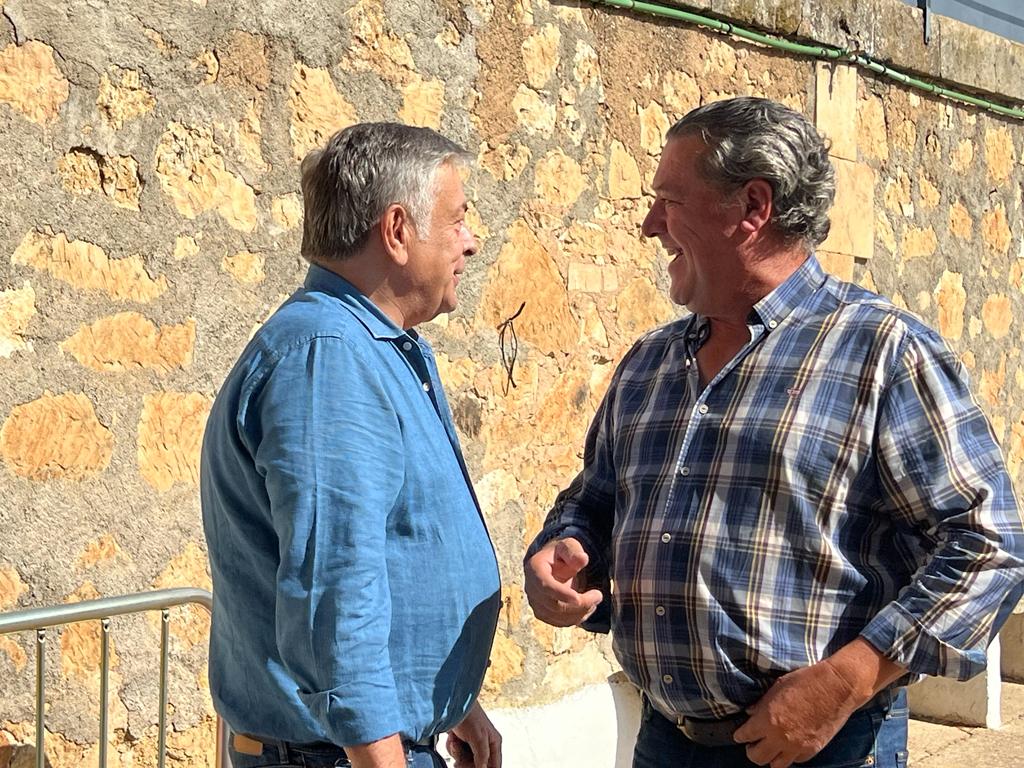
[{"x1": 651, "y1": 0, "x2": 1024, "y2": 106}]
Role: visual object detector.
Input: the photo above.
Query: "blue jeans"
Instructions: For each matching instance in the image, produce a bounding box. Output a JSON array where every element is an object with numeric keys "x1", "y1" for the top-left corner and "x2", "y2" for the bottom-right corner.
[
  {"x1": 227, "y1": 734, "x2": 445, "y2": 768},
  {"x1": 633, "y1": 689, "x2": 909, "y2": 768}
]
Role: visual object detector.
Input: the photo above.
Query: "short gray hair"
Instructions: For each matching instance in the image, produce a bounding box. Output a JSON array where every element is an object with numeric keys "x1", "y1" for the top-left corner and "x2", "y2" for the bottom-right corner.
[
  {"x1": 300, "y1": 123, "x2": 472, "y2": 262},
  {"x1": 667, "y1": 97, "x2": 835, "y2": 248}
]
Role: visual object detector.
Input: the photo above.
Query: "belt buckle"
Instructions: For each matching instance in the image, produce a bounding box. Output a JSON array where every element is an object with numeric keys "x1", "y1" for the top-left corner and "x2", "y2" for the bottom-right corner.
[{"x1": 676, "y1": 714, "x2": 745, "y2": 747}]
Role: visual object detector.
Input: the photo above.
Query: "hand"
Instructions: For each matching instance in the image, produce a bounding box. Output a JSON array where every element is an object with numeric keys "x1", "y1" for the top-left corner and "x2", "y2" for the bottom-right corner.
[
  {"x1": 524, "y1": 537, "x2": 604, "y2": 627},
  {"x1": 732, "y1": 660, "x2": 861, "y2": 768},
  {"x1": 446, "y1": 702, "x2": 501, "y2": 768}
]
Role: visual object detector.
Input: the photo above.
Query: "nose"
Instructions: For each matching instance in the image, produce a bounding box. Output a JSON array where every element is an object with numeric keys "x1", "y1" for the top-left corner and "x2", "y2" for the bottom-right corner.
[
  {"x1": 462, "y1": 225, "x2": 478, "y2": 257},
  {"x1": 641, "y1": 198, "x2": 663, "y2": 239}
]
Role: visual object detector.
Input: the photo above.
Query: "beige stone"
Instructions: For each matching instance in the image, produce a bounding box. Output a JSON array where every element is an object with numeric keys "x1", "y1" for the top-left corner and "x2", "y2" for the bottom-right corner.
[
  {"x1": 857, "y1": 92, "x2": 889, "y2": 162},
  {"x1": 99, "y1": 154, "x2": 141, "y2": 210},
  {"x1": 13, "y1": 230, "x2": 168, "y2": 303},
  {"x1": 480, "y1": 142, "x2": 532, "y2": 181},
  {"x1": 919, "y1": 176, "x2": 940, "y2": 209},
  {"x1": 342, "y1": 0, "x2": 416, "y2": 84},
  {"x1": 661, "y1": 70, "x2": 700, "y2": 118},
  {"x1": 151, "y1": 541, "x2": 212, "y2": 647},
  {"x1": 615, "y1": 276, "x2": 676, "y2": 338},
  {"x1": 540, "y1": 641, "x2": 615, "y2": 699},
  {"x1": 0, "y1": 392, "x2": 113, "y2": 481},
  {"x1": 512, "y1": 84, "x2": 556, "y2": 137},
  {"x1": 533, "y1": 149, "x2": 586, "y2": 209},
  {"x1": 818, "y1": 251, "x2": 855, "y2": 281},
  {"x1": 0, "y1": 565, "x2": 27, "y2": 610},
  {"x1": 567, "y1": 262, "x2": 615, "y2": 293},
  {"x1": 985, "y1": 127, "x2": 1016, "y2": 184},
  {"x1": 61, "y1": 582, "x2": 119, "y2": 682},
  {"x1": 951, "y1": 139, "x2": 975, "y2": 174},
  {"x1": 876, "y1": 213, "x2": 896, "y2": 255},
  {"x1": 474, "y1": 469, "x2": 520, "y2": 520},
  {"x1": 0, "y1": 282, "x2": 35, "y2": 359},
  {"x1": 399, "y1": 75, "x2": 445, "y2": 129},
  {"x1": 822, "y1": 158, "x2": 875, "y2": 259},
  {"x1": 815, "y1": 62, "x2": 857, "y2": 161},
  {"x1": 237, "y1": 97, "x2": 268, "y2": 171},
  {"x1": 174, "y1": 235, "x2": 200, "y2": 260},
  {"x1": 639, "y1": 101, "x2": 670, "y2": 156},
  {"x1": 982, "y1": 295, "x2": 1013, "y2": 340},
  {"x1": 607, "y1": 140, "x2": 641, "y2": 200},
  {"x1": 982, "y1": 205, "x2": 1012, "y2": 254},
  {"x1": 154, "y1": 122, "x2": 258, "y2": 231},
  {"x1": 97, "y1": 69, "x2": 155, "y2": 130},
  {"x1": 900, "y1": 226, "x2": 938, "y2": 261},
  {"x1": 477, "y1": 220, "x2": 577, "y2": 356},
  {"x1": 271, "y1": 194, "x2": 303, "y2": 231},
  {"x1": 57, "y1": 149, "x2": 102, "y2": 195},
  {"x1": 197, "y1": 49, "x2": 219, "y2": 83},
  {"x1": 75, "y1": 534, "x2": 124, "y2": 570},
  {"x1": 934, "y1": 270, "x2": 966, "y2": 341},
  {"x1": 61, "y1": 312, "x2": 195, "y2": 373},
  {"x1": 949, "y1": 201, "x2": 973, "y2": 240},
  {"x1": 979, "y1": 355, "x2": 1008, "y2": 410},
  {"x1": 522, "y1": 23, "x2": 560, "y2": 89},
  {"x1": 0, "y1": 636, "x2": 26, "y2": 671},
  {"x1": 288, "y1": 64, "x2": 358, "y2": 160},
  {"x1": 215, "y1": 30, "x2": 270, "y2": 91},
  {"x1": 222, "y1": 250, "x2": 266, "y2": 284},
  {"x1": 0, "y1": 41, "x2": 69, "y2": 125},
  {"x1": 883, "y1": 168, "x2": 912, "y2": 216},
  {"x1": 892, "y1": 118, "x2": 916, "y2": 154},
  {"x1": 573, "y1": 39, "x2": 601, "y2": 88},
  {"x1": 138, "y1": 392, "x2": 211, "y2": 492},
  {"x1": 481, "y1": 632, "x2": 524, "y2": 698}
]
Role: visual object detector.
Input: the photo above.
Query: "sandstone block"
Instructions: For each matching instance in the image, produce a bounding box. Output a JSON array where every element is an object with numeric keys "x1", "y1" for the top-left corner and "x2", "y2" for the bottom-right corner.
[
  {"x1": 522, "y1": 23, "x2": 560, "y2": 89},
  {"x1": 0, "y1": 41, "x2": 69, "y2": 125},
  {"x1": 61, "y1": 313, "x2": 195, "y2": 373},
  {"x1": 137, "y1": 392, "x2": 211, "y2": 492},
  {"x1": 900, "y1": 226, "x2": 938, "y2": 261},
  {"x1": 982, "y1": 295, "x2": 1013, "y2": 340},
  {"x1": 573, "y1": 39, "x2": 601, "y2": 88},
  {"x1": 271, "y1": 195, "x2": 302, "y2": 231},
  {"x1": 342, "y1": 0, "x2": 416, "y2": 84},
  {"x1": 817, "y1": 251, "x2": 855, "y2": 282},
  {"x1": 0, "y1": 282, "x2": 35, "y2": 359},
  {"x1": 288, "y1": 64, "x2": 357, "y2": 160},
  {"x1": 512, "y1": 85, "x2": 556, "y2": 137},
  {"x1": 982, "y1": 205, "x2": 1012, "y2": 254},
  {"x1": 638, "y1": 101, "x2": 670, "y2": 156},
  {"x1": 61, "y1": 582, "x2": 119, "y2": 682},
  {"x1": 919, "y1": 176, "x2": 940, "y2": 209},
  {"x1": 661, "y1": 70, "x2": 700, "y2": 119},
  {"x1": 97, "y1": 69, "x2": 155, "y2": 130},
  {"x1": 221, "y1": 251, "x2": 266, "y2": 284},
  {"x1": 821, "y1": 158, "x2": 875, "y2": 259},
  {"x1": 12, "y1": 230, "x2": 168, "y2": 304},
  {"x1": 154, "y1": 122, "x2": 258, "y2": 231},
  {"x1": 399, "y1": 75, "x2": 445, "y2": 129},
  {"x1": 480, "y1": 142, "x2": 531, "y2": 181},
  {"x1": 57, "y1": 149, "x2": 102, "y2": 195},
  {"x1": 534, "y1": 149, "x2": 586, "y2": 208},
  {"x1": 174, "y1": 235, "x2": 201, "y2": 260},
  {"x1": 151, "y1": 541, "x2": 212, "y2": 647},
  {"x1": 607, "y1": 141, "x2": 641, "y2": 200},
  {"x1": 215, "y1": 31, "x2": 270, "y2": 91},
  {"x1": 856, "y1": 92, "x2": 889, "y2": 162},
  {"x1": 0, "y1": 565, "x2": 27, "y2": 610},
  {"x1": 75, "y1": 534, "x2": 124, "y2": 570},
  {"x1": 985, "y1": 128, "x2": 1016, "y2": 185},
  {"x1": 1, "y1": 392, "x2": 113, "y2": 481},
  {"x1": 482, "y1": 632, "x2": 524, "y2": 698},
  {"x1": 951, "y1": 139, "x2": 975, "y2": 174},
  {"x1": 949, "y1": 201, "x2": 973, "y2": 240},
  {"x1": 567, "y1": 262, "x2": 617, "y2": 293},
  {"x1": 815, "y1": 62, "x2": 857, "y2": 161},
  {"x1": 615, "y1": 276, "x2": 676, "y2": 338},
  {"x1": 935, "y1": 270, "x2": 966, "y2": 341}
]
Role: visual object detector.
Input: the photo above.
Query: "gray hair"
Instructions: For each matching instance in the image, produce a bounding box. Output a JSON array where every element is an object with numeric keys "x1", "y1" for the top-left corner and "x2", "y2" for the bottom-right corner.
[
  {"x1": 667, "y1": 97, "x2": 835, "y2": 247},
  {"x1": 300, "y1": 122, "x2": 472, "y2": 262}
]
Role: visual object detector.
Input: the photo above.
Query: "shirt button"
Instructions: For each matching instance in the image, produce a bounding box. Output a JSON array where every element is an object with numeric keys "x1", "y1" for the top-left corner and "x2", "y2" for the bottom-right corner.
[
  {"x1": 663, "y1": 674, "x2": 673, "y2": 684},
  {"x1": 655, "y1": 606, "x2": 666, "y2": 616},
  {"x1": 768, "y1": 319, "x2": 778, "y2": 329},
  {"x1": 661, "y1": 532, "x2": 671, "y2": 543},
  {"x1": 402, "y1": 341, "x2": 413, "y2": 351},
  {"x1": 698, "y1": 404, "x2": 709, "y2": 414},
  {"x1": 422, "y1": 382, "x2": 431, "y2": 392},
  {"x1": 679, "y1": 466, "x2": 689, "y2": 476}
]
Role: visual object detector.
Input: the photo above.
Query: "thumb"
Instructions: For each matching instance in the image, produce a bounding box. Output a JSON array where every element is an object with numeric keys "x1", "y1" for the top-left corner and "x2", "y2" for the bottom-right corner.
[{"x1": 551, "y1": 538, "x2": 589, "y2": 582}]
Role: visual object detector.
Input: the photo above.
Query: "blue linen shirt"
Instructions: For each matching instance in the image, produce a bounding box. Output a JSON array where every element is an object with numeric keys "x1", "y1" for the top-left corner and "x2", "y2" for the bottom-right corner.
[
  {"x1": 201, "y1": 264, "x2": 500, "y2": 746},
  {"x1": 528, "y1": 255, "x2": 1024, "y2": 720}
]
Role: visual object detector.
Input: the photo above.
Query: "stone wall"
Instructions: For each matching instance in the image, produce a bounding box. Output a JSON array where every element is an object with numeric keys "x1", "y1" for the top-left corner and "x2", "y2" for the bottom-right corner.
[{"x1": 0, "y1": 0, "x2": 1021, "y2": 765}]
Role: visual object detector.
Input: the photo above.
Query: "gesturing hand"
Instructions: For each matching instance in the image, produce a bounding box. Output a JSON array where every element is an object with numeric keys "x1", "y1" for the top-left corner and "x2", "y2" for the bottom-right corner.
[
  {"x1": 447, "y1": 702, "x2": 501, "y2": 768},
  {"x1": 523, "y1": 537, "x2": 604, "y2": 627}
]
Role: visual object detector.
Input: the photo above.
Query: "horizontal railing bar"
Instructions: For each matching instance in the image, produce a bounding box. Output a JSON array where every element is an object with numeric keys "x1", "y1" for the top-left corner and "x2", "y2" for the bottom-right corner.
[{"x1": 0, "y1": 588, "x2": 212, "y2": 634}]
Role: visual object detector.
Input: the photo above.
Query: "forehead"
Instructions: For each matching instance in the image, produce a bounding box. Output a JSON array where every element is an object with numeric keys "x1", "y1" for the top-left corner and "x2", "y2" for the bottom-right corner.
[{"x1": 652, "y1": 134, "x2": 709, "y2": 193}]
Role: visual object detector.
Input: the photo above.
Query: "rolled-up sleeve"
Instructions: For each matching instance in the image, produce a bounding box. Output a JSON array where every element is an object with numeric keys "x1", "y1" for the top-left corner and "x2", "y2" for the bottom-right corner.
[
  {"x1": 249, "y1": 336, "x2": 405, "y2": 745},
  {"x1": 863, "y1": 330, "x2": 1024, "y2": 679}
]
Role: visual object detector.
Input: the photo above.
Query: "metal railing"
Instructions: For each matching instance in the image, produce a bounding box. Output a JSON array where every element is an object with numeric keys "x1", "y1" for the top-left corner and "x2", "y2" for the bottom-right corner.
[{"x1": 0, "y1": 587, "x2": 228, "y2": 768}]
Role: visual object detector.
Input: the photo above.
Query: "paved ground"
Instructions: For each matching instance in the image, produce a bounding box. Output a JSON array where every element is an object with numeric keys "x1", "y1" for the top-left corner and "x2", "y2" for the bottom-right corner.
[{"x1": 909, "y1": 681, "x2": 1024, "y2": 766}]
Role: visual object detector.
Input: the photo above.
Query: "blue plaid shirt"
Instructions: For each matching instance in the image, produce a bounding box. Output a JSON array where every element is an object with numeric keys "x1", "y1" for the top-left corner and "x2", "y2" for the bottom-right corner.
[{"x1": 529, "y1": 256, "x2": 1024, "y2": 720}]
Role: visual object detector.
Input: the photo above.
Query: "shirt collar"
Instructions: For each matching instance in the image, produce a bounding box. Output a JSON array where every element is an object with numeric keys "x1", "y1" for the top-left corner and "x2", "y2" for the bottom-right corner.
[
  {"x1": 304, "y1": 263, "x2": 408, "y2": 341},
  {"x1": 749, "y1": 254, "x2": 827, "y2": 331}
]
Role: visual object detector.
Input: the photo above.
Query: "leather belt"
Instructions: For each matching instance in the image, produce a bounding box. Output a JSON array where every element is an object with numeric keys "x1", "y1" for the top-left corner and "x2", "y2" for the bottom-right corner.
[
  {"x1": 674, "y1": 711, "x2": 748, "y2": 747},
  {"x1": 232, "y1": 732, "x2": 436, "y2": 758}
]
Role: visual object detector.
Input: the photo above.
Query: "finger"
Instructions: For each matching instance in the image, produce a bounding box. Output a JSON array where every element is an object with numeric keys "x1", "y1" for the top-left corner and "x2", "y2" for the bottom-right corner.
[
  {"x1": 770, "y1": 755, "x2": 795, "y2": 768},
  {"x1": 745, "y1": 738, "x2": 781, "y2": 767},
  {"x1": 490, "y1": 736, "x2": 501, "y2": 768},
  {"x1": 551, "y1": 539, "x2": 589, "y2": 581}
]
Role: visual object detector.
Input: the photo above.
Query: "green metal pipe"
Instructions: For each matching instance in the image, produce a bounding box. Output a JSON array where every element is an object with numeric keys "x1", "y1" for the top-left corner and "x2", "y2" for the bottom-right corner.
[{"x1": 590, "y1": 0, "x2": 1024, "y2": 121}]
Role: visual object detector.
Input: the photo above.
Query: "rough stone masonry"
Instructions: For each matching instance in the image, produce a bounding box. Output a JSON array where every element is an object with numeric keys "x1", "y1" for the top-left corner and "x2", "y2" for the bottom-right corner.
[{"x1": 0, "y1": 0, "x2": 1021, "y2": 765}]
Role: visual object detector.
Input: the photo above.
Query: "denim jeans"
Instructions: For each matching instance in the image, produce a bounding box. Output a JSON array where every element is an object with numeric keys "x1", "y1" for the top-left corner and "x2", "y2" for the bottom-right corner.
[
  {"x1": 227, "y1": 734, "x2": 445, "y2": 768},
  {"x1": 633, "y1": 689, "x2": 909, "y2": 768}
]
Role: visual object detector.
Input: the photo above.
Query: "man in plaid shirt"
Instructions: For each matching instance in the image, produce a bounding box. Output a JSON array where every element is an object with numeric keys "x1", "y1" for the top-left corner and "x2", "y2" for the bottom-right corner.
[{"x1": 525, "y1": 97, "x2": 1024, "y2": 768}]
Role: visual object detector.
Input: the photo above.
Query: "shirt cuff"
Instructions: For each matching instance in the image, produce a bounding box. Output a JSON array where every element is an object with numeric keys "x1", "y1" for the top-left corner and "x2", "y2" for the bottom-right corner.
[
  {"x1": 860, "y1": 601, "x2": 988, "y2": 681},
  {"x1": 299, "y1": 679, "x2": 405, "y2": 747}
]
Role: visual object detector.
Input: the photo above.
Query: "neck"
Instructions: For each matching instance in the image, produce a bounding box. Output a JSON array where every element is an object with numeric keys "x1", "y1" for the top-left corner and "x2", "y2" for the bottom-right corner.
[
  {"x1": 709, "y1": 241, "x2": 809, "y2": 326},
  {"x1": 315, "y1": 253, "x2": 412, "y2": 329}
]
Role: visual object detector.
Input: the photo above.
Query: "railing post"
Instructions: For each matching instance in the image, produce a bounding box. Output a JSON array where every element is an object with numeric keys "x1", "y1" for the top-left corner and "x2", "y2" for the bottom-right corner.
[
  {"x1": 34, "y1": 628, "x2": 45, "y2": 768},
  {"x1": 99, "y1": 618, "x2": 110, "y2": 768}
]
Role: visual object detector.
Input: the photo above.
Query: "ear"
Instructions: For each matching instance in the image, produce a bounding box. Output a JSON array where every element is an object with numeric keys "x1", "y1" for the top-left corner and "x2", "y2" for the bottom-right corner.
[
  {"x1": 737, "y1": 179, "x2": 773, "y2": 236},
  {"x1": 379, "y1": 203, "x2": 414, "y2": 266}
]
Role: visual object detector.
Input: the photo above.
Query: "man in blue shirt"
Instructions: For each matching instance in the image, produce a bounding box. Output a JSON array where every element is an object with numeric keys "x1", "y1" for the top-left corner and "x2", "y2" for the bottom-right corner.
[
  {"x1": 201, "y1": 123, "x2": 502, "y2": 768},
  {"x1": 525, "y1": 97, "x2": 1024, "y2": 768}
]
